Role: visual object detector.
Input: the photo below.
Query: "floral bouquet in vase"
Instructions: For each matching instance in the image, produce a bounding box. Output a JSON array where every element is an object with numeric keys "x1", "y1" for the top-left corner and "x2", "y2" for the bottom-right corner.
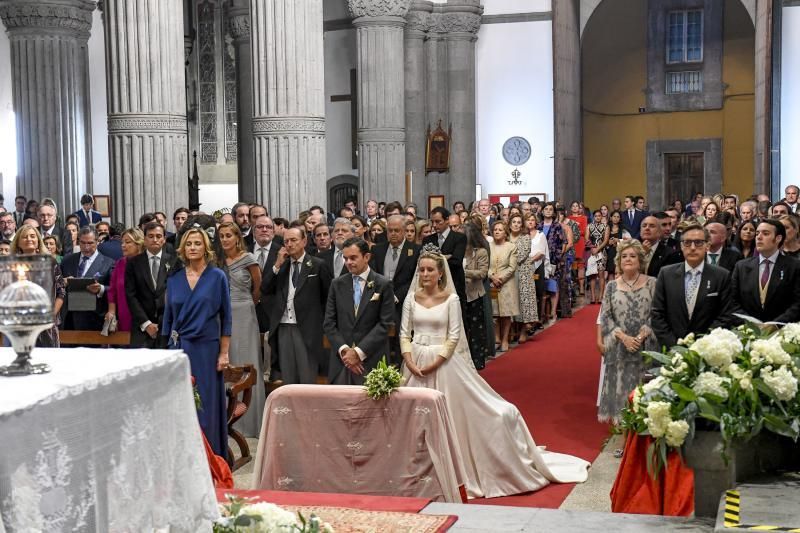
[{"x1": 620, "y1": 320, "x2": 800, "y2": 475}]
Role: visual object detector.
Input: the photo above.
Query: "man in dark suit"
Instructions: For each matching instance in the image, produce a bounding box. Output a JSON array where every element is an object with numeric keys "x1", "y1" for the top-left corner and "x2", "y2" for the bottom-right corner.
[
  {"x1": 651, "y1": 224, "x2": 735, "y2": 349},
  {"x1": 60, "y1": 226, "x2": 115, "y2": 331},
  {"x1": 249, "y1": 214, "x2": 279, "y2": 334},
  {"x1": 125, "y1": 221, "x2": 174, "y2": 348},
  {"x1": 73, "y1": 194, "x2": 103, "y2": 227},
  {"x1": 244, "y1": 204, "x2": 268, "y2": 250},
  {"x1": 38, "y1": 203, "x2": 71, "y2": 250},
  {"x1": 641, "y1": 215, "x2": 682, "y2": 277},
  {"x1": 783, "y1": 184, "x2": 799, "y2": 214},
  {"x1": 622, "y1": 196, "x2": 646, "y2": 240},
  {"x1": 423, "y1": 206, "x2": 467, "y2": 306},
  {"x1": 318, "y1": 217, "x2": 353, "y2": 278},
  {"x1": 705, "y1": 221, "x2": 742, "y2": 272},
  {"x1": 324, "y1": 238, "x2": 396, "y2": 385},
  {"x1": 731, "y1": 219, "x2": 800, "y2": 324},
  {"x1": 262, "y1": 227, "x2": 333, "y2": 384}
]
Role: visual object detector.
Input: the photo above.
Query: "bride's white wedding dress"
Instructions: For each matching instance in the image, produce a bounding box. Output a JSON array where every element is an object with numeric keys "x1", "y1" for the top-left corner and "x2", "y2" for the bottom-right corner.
[{"x1": 400, "y1": 292, "x2": 590, "y2": 499}]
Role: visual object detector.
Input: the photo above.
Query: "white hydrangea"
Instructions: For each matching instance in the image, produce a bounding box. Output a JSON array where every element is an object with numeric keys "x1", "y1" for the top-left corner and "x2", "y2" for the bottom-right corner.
[
  {"x1": 750, "y1": 338, "x2": 792, "y2": 366},
  {"x1": 225, "y1": 502, "x2": 299, "y2": 532},
  {"x1": 690, "y1": 328, "x2": 743, "y2": 369},
  {"x1": 645, "y1": 401, "x2": 672, "y2": 438},
  {"x1": 781, "y1": 323, "x2": 800, "y2": 345},
  {"x1": 761, "y1": 366, "x2": 799, "y2": 402},
  {"x1": 692, "y1": 371, "x2": 730, "y2": 399},
  {"x1": 642, "y1": 376, "x2": 668, "y2": 394},
  {"x1": 665, "y1": 419, "x2": 690, "y2": 447}
]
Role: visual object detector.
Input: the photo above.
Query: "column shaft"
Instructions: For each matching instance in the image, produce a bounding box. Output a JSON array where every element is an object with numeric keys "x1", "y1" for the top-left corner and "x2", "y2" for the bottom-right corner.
[
  {"x1": 404, "y1": 8, "x2": 428, "y2": 208},
  {"x1": 228, "y1": 4, "x2": 255, "y2": 202},
  {"x1": 0, "y1": 0, "x2": 95, "y2": 214},
  {"x1": 104, "y1": 0, "x2": 188, "y2": 227},
  {"x1": 353, "y1": 17, "x2": 407, "y2": 203},
  {"x1": 250, "y1": 0, "x2": 326, "y2": 218}
]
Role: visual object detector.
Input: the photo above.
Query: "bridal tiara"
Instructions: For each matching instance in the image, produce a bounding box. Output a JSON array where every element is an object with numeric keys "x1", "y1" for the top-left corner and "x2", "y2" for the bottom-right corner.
[{"x1": 421, "y1": 243, "x2": 443, "y2": 255}]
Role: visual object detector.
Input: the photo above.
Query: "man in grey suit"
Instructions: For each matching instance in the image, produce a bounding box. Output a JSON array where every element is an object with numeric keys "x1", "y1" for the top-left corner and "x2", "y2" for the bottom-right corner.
[{"x1": 324, "y1": 237, "x2": 396, "y2": 385}]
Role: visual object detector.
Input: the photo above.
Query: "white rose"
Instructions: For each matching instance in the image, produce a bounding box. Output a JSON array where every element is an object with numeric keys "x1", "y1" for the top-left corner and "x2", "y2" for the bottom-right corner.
[
  {"x1": 750, "y1": 338, "x2": 792, "y2": 366},
  {"x1": 692, "y1": 371, "x2": 730, "y2": 399},
  {"x1": 644, "y1": 401, "x2": 672, "y2": 438},
  {"x1": 740, "y1": 376, "x2": 752, "y2": 391},
  {"x1": 761, "y1": 366, "x2": 799, "y2": 402},
  {"x1": 690, "y1": 328, "x2": 743, "y2": 369},
  {"x1": 677, "y1": 333, "x2": 695, "y2": 346},
  {"x1": 665, "y1": 419, "x2": 690, "y2": 447},
  {"x1": 243, "y1": 502, "x2": 299, "y2": 530},
  {"x1": 727, "y1": 363, "x2": 744, "y2": 379},
  {"x1": 781, "y1": 322, "x2": 800, "y2": 345},
  {"x1": 643, "y1": 376, "x2": 668, "y2": 394},
  {"x1": 631, "y1": 387, "x2": 643, "y2": 412}
]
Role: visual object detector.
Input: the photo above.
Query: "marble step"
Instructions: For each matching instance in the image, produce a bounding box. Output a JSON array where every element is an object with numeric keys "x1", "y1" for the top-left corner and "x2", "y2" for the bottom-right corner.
[{"x1": 713, "y1": 473, "x2": 800, "y2": 533}]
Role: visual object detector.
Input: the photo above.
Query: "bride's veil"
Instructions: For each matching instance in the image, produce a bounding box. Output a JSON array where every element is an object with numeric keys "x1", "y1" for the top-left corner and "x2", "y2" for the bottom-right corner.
[{"x1": 403, "y1": 244, "x2": 476, "y2": 369}]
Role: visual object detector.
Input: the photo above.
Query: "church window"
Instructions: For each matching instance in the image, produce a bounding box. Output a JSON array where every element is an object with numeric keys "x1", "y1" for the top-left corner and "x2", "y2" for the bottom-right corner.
[
  {"x1": 666, "y1": 10, "x2": 704, "y2": 64},
  {"x1": 666, "y1": 70, "x2": 702, "y2": 94}
]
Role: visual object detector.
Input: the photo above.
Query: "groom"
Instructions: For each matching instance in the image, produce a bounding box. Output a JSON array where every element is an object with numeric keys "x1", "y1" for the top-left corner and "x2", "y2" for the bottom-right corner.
[{"x1": 324, "y1": 237, "x2": 396, "y2": 385}]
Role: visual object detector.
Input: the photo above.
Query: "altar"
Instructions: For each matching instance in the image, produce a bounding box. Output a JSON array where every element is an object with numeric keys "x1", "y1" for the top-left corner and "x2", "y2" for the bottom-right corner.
[{"x1": 0, "y1": 348, "x2": 219, "y2": 532}]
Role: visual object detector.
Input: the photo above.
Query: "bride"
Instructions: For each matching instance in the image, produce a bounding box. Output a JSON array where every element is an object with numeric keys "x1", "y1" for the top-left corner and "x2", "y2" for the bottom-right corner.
[{"x1": 400, "y1": 246, "x2": 590, "y2": 498}]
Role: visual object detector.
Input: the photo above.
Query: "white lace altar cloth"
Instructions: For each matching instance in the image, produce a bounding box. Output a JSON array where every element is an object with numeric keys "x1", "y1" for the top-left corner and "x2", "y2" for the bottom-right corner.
[
  {"x1": 252, "y1": 385, "x2": 467, "y2": 503},
  {"x1": 0, "y1": 348, "x2": 219, "y2": 532}
]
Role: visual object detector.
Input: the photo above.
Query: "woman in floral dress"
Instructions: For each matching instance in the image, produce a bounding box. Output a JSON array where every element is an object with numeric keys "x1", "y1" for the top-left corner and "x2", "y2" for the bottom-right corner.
[
  {"x1": 586, "y1": 209, "x2": 609, "y2": 304},
  {"x1": 538, "y1": 203, "x2": 567, "y2": 322},
  {"x1": 509, "y1": 213, "x2": 537, "y2": 342}
]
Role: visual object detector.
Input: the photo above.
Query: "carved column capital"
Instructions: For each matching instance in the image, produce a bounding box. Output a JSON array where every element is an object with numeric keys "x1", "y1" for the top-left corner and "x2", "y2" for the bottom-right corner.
[
  {"x1": 440, "y1": 12, "x2": 481, "y2": 35},
  {"x1": 347, "y1": 0, "x2": 410, "y2": 19},
  {"x1": 0, "y1": 0, "x2": 95, "y2": 36},
  {"x1": 227, "y1": 6, "x2": 250, "y2": 42},
  {"x1": 405, "y1": 9, "x2": 429, "y2": 35}
]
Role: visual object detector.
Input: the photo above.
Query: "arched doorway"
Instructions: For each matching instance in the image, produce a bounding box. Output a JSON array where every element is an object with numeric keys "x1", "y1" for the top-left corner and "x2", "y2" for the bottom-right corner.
[{"x1": 327, "y1": 174, "x2": 359, "y2": 216}]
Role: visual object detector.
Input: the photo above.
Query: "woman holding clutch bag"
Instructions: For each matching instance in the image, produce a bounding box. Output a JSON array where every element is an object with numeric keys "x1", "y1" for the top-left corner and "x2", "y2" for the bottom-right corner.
[{"x1": 105, "y1": 228, "x2": 144, "y2": 334}]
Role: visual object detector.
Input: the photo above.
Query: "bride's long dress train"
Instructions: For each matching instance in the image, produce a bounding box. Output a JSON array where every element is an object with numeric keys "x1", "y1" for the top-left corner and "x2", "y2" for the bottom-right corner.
[{"x1": 401, "y1": 294, "x2": 590, "y2": 499}]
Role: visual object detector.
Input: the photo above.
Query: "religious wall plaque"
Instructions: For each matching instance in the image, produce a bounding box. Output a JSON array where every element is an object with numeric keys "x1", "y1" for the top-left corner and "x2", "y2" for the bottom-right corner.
[
  {"x1": 502, "y1": 137, "x2": 532, "y2": 166},
  {"x1": 425, "y1": 120, "x2": 452, "y2": 174}
]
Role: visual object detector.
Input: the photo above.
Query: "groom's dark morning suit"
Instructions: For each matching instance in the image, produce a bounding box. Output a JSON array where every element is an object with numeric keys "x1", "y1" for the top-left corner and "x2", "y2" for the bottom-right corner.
[
  {"x1": 262, "y1": 253, "x2": 332, "y2": 384},
  {"x1": 323, "y1": 269, "x2": 396, "y2": 385},
  {"x1": 650, "y1": 263, "x2": 734, "y2": 349},
  {"x1": 125, "y1": 249, "x2": 175, "y2": 348}
]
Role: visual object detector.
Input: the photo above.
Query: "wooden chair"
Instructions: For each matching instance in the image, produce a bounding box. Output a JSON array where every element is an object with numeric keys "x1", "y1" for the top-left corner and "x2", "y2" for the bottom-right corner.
[{"x1": 223, "y1": 363, "x2": 256, "y2": 472}]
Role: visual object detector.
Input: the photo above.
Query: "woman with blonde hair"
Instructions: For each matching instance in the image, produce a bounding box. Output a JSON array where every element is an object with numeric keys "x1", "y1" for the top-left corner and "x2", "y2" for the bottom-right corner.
[
  {"x1": 105, "y1": 227, "x2": 144, "y2": 334},
  {"x1": 416, "y1": 219, "x2": 432, "y2": 245},
  {"x1": 11, "y1": 224, "x2": 66, "y2": 347},
  {"x1": 217, "y1": 221, "x2": 264, "y2": 437},
  {"x1": 489, "y1": 220, "x2": 519, "y2": 352},
  {"x1": 163, "y1": 228, "x2": 232, "y2": 457},
  {"x1": 598, "y1": 239, "x2": 657, "y2": 424}
]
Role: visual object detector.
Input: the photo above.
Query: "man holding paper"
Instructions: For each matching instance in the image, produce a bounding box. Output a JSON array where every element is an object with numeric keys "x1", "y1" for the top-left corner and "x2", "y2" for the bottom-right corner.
[{"x1": 60, "y1": 226, "x2": 115, "y2": 331}]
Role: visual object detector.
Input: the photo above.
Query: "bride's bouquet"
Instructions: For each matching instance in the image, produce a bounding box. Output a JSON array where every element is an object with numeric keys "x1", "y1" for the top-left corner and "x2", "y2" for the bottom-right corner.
[
  {"x1": 364, "y1": 356, "x2": 404, "y2": 400},
  {"x1": 214, "y1": 495, "x2": 334, "y2": 532}
]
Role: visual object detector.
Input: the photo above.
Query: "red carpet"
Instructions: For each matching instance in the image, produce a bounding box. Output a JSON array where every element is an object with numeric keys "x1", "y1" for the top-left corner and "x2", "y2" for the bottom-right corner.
[
  {"x1": 472, "y1": 305, "x2": 610, "y2": 508},
  {"x1": 217, "y1": 488, "x2": 431, "y2": 513}
]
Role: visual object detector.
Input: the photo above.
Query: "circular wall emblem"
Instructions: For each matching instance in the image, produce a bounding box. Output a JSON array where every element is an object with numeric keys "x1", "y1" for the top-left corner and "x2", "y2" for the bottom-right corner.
[{"x1": 502, "y1": 137, "x2": 532, "y2": 166}]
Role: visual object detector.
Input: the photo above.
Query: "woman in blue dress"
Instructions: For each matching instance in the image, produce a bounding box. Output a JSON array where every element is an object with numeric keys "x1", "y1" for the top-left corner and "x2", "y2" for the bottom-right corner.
[{"x1": 163, "y1": 227, "x2": 232, "y2": 458}]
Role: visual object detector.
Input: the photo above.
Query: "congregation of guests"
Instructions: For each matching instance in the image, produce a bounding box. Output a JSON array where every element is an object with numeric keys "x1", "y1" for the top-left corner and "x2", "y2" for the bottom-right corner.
[{"x1": 2, "y1": 185, "x2": 800, "y2": 460}]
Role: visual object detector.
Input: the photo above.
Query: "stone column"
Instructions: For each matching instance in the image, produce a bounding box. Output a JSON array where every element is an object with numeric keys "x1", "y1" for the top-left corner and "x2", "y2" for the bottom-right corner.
[
  {"x1": 349, "y1": 0, "x2": 410, "y2": 204},
  {"x1": 753, "y1": 0, "x2": 773, "y2": 194},
  {"x1": 250, "y1": 0, "x2": 326, "y2": 218},
  {"x1": 0, "y1": 0, "x2": 95, "y2": 214},
  {"x1": 443, "y1": 4, "x2": 481, "y2": 205},
  {"x1": 552, "y1": 0, "x2": 582, "y2": 204},
  {"x1": 227, "y1": 2, "x2": 255, "y2": 202},
  {"x1": 422, "y1": 12, "x2": 449, "y2": 211},
  {"x1": 104, "y1": 0, "x2": 189, "y2": 227},
  {"x1": 404, "y1": 3, "x2": 430, "y2": 208}
]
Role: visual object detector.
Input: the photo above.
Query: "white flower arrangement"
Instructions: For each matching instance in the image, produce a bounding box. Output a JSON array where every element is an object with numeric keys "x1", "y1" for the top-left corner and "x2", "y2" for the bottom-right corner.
[
  {"x1": 621, "y1": 320, "x2": 800, "y2": 476},
  {"x1": 214, "y1": 496, "x2": 334, "y2": 533}
]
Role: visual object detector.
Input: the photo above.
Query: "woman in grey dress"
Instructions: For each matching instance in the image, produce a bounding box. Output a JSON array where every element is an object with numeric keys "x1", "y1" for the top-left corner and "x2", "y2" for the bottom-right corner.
[
  {"x1": 218, "y1": 222, "x2": 264, "y2": 438},
  {"x1": 598, "y1": 239, "x2": 656, "y2": 424}
]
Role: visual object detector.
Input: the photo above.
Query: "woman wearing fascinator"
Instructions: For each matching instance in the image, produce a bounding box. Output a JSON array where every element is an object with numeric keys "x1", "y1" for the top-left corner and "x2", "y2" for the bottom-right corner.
[{"x1": 400, "y1": 244, "x2": 590, "y2": 499}]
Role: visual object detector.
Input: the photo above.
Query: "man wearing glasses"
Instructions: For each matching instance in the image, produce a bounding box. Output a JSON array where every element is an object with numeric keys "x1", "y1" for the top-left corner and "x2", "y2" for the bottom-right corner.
[{"x1": 651, "y1": 223, "x2": 734, "y2": 350}]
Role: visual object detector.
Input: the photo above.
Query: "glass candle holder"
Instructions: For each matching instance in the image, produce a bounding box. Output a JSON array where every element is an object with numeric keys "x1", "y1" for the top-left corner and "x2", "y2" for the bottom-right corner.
[{"x1": 0, "y1": 255, "x2": 55, "y2": 376}]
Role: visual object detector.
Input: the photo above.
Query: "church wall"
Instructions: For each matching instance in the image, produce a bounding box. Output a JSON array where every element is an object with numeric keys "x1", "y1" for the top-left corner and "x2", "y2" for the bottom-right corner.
[
  {"x1": 0, "y1": 25, "x2": 15, "y2": 206},
  {"x1": 582, "y1": 0, "x2": 754, "y2": 209},
  {"x1": 781, "y1": 6, "x2": 800, "y2": 193},
  {"x1": 323, "y1": 28, "x2": 358, "y2": 182},
  {"x1": 475, "y1": 16, "x2": 555, "y2": 201}
]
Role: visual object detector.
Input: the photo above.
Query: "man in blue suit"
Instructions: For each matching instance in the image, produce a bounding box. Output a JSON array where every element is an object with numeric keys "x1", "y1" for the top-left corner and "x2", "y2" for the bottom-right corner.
[
  {"x1": 74, "y1": 194, "x2": 103, "y2": 228},
  {"x1": 622, "y1": 195, "x2": 646, "y2": 240},
  {"x1": 60, "y1": 226, "x2": 115, "y2": 331}
]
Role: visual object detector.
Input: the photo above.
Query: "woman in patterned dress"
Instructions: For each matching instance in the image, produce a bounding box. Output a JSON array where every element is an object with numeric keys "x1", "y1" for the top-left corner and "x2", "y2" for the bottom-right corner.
[
  {"x1": 538, "y1": 203, "x2": 567, "y2": 322},
  {"x1": 586, "y1": 209, "x2": 610, "y2": 304},
  {"x1": 509, "y1": 213, "x2": 537, "y2": 343}
]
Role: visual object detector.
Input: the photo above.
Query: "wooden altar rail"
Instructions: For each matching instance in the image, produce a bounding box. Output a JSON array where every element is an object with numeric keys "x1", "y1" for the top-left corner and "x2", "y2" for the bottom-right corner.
[{"x1": 1, "y1": 327, "x2": 397, "y2": 349}]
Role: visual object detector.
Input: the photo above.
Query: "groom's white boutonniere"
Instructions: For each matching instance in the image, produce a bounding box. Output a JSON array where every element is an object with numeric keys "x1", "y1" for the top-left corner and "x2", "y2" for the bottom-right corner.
[
  {"x1": 306, "y1": 260, "x2": 313, "y2": 268},
  {"x1": 370, "y1": 293, "x2": 380, "y2": 302},
  {"x1": 367, "y1": 280, "x2": 375, "y2": 290}
]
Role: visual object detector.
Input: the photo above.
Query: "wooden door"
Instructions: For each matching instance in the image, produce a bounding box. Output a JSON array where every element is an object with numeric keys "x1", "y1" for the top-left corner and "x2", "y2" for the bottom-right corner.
[{"x1": 665, "y1": 153, "x2": 704, "y2": 204}]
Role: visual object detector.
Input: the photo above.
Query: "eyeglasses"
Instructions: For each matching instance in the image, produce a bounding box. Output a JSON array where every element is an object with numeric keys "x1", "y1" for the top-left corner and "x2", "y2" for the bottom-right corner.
[
  {"x1": 255, "y1": 224, "x2": 274, "y2": 230},
  {"x1": 681, "y1": 240, "x2": 707, "y2": 248}
]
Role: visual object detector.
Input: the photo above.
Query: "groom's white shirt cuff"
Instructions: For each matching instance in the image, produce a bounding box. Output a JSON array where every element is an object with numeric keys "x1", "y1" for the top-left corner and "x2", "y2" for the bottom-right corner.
[{"x1": 339, "y1": 344, "x2": 367, "y2": 361}]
